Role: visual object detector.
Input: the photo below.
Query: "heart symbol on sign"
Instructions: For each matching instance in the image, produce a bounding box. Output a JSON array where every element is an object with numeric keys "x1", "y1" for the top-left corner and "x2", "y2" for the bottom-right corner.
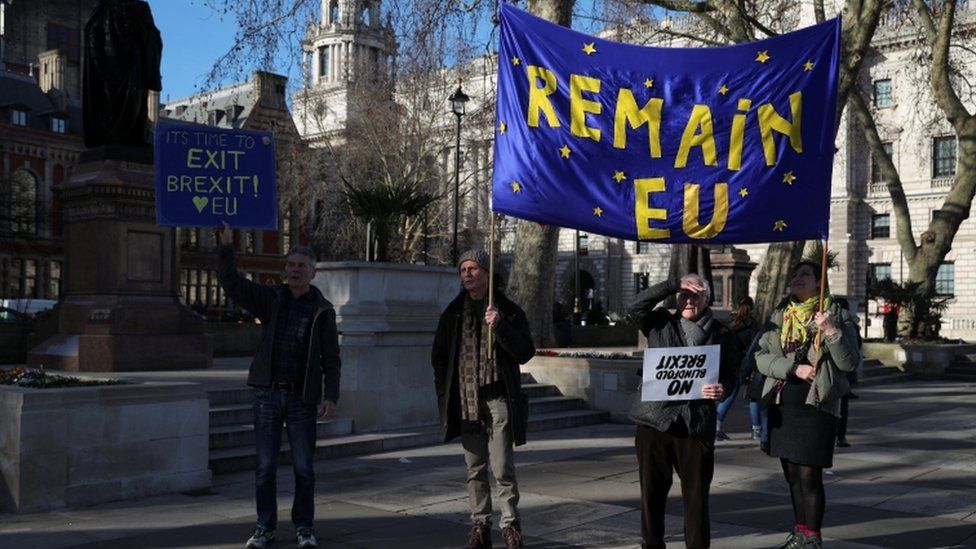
[{"x1": 192, "y1": 196, "x2": 209, "y2": 213}]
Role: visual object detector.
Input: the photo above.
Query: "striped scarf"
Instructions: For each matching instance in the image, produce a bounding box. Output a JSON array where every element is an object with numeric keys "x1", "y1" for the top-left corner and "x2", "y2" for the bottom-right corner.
[{"x1": 458, "y1": 296, "x2": 497, "y2": 422}]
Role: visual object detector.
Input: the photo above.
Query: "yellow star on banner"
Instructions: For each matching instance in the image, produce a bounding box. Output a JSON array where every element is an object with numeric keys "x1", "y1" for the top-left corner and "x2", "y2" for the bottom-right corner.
[
  {"x1": 593, "y1": 206, "x2": 604, "y2": 217},
  {"x1": 738, "y1": 187, "x2": 749, "y2": 198},
  {"x1": 774, "y1": 219, "x2": 787, "y2": 231},
  {"x1": 613, "y1": 170, "x2": 626, "y2": 183},
  {"x1": 498, "y1": 121, "x2": 507, "y2": 134},
  {"x1": 804, "y1": 60, "x2": 815, "y2": 71},
  {"x1": 756, "y1": 50, "x2": 771, "y2": 63},
  {"x1": 782, "y1": 171, "x2": 797, "y2": 185},
  {"x1": 511, "y1": 56, "x2": 520, "y2": 66},
  {"x1": 582, "y1": 42, "x2": 597, "y2": 55},
  {"x1": 644, "y1": 78, "x2": 654, "y2": 88},
  {"x1": 511, "y1": 181, "x2": 522, "y2": 193},
  {"x1": 718, "y1": 84, "x2": 729, "y2": 96},
  {"x1": 559, "y1": 145, "x2": 571, "y2": 159}
]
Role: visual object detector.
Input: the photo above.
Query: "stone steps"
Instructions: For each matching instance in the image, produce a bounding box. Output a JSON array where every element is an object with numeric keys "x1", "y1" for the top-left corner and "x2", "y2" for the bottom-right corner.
[
  {"x1": 207, "y1": 375, "x2": 608, "y2": 474},
  {"x1": 857, "y1": 358, "x2": 916, "y2": 387},
  {"x1": 943, "y1": 355, "x2": 976, "y2": 382}
]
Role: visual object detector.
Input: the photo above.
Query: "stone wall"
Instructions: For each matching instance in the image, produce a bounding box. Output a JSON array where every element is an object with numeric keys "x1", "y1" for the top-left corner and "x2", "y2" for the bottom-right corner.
[
  {"x1": 0, "y1": 381, "x2": 211, "y2": 513},
  {"x1": 523, "y1": 355, "x2": 641, "y2": 422},
  {"x1": 313, "y1": 262, "x2": 458, "y2": 433}
]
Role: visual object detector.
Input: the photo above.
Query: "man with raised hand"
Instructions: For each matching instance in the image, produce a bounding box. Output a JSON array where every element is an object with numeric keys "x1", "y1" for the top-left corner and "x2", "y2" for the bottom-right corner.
[{"x1": 216, "y1": 222, "x2": 340, "y2": 549}]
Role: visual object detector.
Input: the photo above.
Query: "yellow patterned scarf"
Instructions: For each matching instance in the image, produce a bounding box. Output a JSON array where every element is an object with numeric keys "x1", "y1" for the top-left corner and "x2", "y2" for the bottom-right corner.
[{"x1": 780, "y1": 294, "x2": 831, "y2": 351}]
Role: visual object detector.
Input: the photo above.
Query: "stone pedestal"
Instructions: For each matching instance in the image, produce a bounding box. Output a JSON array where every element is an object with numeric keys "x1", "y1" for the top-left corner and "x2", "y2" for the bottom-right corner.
[
  {"x1": 312, "y1": 262, "x2": 458, "y2": 433},
  {"x1": 28, "y1": 148, "x2": 211, "y2": 371}
]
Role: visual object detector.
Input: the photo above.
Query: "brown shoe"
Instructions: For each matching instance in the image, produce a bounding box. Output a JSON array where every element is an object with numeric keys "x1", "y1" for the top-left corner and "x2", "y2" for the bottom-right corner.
[
  {"x1": 501, "y1": 521, "x2": 522, "y2": 548},
  {"x1": 464, "y1": 521, "x2": 491, "y2": 549}
]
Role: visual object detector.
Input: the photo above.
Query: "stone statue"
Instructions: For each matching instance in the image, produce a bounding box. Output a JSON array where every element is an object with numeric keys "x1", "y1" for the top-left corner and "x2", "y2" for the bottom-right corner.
[{"x1": 82, "y1": 0, "x2": 162, "y2": 149}]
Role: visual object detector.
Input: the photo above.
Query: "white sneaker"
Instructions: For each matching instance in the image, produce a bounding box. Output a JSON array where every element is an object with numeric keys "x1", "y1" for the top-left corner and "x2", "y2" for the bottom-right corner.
[
  {"x1": 296, "y1": 527, "x2": 318, "y2": 548},
  {"x1": 245, "y1": 527, "x2": 275, "y2": 549}
]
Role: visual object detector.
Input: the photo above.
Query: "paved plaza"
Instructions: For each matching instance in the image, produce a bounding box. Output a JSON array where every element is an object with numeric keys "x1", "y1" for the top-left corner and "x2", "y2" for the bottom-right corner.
[{"x1": 2, "y1": 377, "x2": 975, "y2": 548}]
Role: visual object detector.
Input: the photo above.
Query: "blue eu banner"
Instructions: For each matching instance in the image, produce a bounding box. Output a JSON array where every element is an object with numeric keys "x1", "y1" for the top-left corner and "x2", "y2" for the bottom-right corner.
[
  {"x1": 154, "y1": 121, "x2": 278, "y2": 229},
  {"x1": 492, "y1": 4, "x2": 840, "y2": 244}
]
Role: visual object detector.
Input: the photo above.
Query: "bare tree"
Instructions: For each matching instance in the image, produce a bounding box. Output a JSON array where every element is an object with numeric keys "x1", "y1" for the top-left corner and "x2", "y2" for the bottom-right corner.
[{"x1": 848, "y1": 0, "x2": 976, "y2": 332}]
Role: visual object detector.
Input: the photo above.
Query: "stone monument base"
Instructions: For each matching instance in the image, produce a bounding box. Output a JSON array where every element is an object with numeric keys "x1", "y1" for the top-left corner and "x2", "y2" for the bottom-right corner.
[
  {"x1": 27, "y1": 149, "x2": 210, "y2": 371},
  {"x1": 28, "y1": 296, "x2": 211, "y2": 372}
]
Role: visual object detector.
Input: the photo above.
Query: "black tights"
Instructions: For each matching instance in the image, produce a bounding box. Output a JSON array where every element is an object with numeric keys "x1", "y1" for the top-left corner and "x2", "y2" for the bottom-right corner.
[{"x1": 780, "y1": 458, "x2": 826, "y2": 532}]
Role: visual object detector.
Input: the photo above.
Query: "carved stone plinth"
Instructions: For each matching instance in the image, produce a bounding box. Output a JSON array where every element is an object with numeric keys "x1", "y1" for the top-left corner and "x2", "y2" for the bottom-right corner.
[{"x1": 28, "y1": 148, "x2": 211, "y2": 371}]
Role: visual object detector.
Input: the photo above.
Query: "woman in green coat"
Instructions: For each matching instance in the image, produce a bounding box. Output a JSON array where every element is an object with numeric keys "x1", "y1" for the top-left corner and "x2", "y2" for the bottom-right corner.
[{"x1": 755, "y1": 261, "x2": 861, "y2": 549}]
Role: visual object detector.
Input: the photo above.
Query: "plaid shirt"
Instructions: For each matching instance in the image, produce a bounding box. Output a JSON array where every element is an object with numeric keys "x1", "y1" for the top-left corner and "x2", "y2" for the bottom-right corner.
[{"x1": 271, "y1": 289, "x2": 317, "y2": 383}]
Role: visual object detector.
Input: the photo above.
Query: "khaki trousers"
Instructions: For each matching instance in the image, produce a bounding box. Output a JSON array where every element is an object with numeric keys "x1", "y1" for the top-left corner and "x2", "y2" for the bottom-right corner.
[{"x1": 460, "y1": 397, "x2": 520, "y2": 527}]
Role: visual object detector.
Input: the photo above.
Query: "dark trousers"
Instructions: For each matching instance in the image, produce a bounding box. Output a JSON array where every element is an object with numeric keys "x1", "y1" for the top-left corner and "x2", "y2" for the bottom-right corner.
[
  {"x1": 636, "y1": 424, "x2": 714, "y2": 549},
  {"x1": 253, "y1": 387, "x2": 318, "y2": 531}
]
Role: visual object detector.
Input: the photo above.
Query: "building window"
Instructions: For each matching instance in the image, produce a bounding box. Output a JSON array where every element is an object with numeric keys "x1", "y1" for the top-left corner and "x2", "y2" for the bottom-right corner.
[
  {"x1": 50, "y1": 117, "x2": 67, "y2": 133},
  {"x1": 245, "y1": 230, "x2": 255, "y2": 253},
  {"x1": 329, "y1": 0, "x2": 339, "y2": 23},
  {"x1": 635, "y1": 241, "x2": 650, "y2": 254},
  {"x1": 23, "y1": 259, "x2": 36, "y2": 298},
  {"x1": 11, "y1": 108, "x2": 28, "y2": 127},
  {"x1": 871, "y1": 142, "x2": 893, "y2": 183},
  {"x1": 318, "y1": 46, "x2": 328, "y2": 77},
  {"x1": 577, "y1": 232, "x2": 588, "y2": 256},
  {"x1": 935, "y1": 262, "x2": 954, "y2": 295},
  {"x1": 870, "y1": 214, "x2": 890, "y2": 239},
  {"x1": 713, "y1": 277, "x2": 725, "y2": 307},
  {"x1": 633, "y1": 272, "x2": 649, "y2": 293},
  {"x1": 181, "y1": 268, "x2": 225, "y2": 307},
  {"x1": 48, "y1": 260, "x2": 62, "y2": 298},
  {"x1": 282, "y1": 213, "x2": 291, "y2": 252},
  {"x1": 933, "y1": 136, "x2": 957, "y2": 178},
  {"x1": 8, "y1": 170, "x2": 38, "y2": 234},
  {"x1": 6, "y1": 259, "x2": 21, "y2": 297},
  {"x1": 873, "y1": 79, "x2": 893, "y2": 107},
  {"x1": 869, "y1": 263, "x2": 892, "y2": 283}
]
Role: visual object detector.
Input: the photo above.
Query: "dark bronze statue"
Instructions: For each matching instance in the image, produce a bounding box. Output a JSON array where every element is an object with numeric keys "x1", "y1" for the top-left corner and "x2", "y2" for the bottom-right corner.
[{"x1": 82, "y1": 0, "x2": 162, "y2": 149}]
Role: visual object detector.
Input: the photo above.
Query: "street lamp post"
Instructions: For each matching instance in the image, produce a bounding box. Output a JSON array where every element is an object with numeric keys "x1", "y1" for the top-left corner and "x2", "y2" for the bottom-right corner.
[{"x1": 448, "y1": 83, "x2": 469, "y2": 265}]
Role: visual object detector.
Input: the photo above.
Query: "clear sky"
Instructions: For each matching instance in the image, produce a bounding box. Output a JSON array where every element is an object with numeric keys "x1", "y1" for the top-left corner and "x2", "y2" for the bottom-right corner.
[
  {"x1": 146, "y1": 1, "x2": 607, "y2": 104},
  {"x1": 147, "y1": 1, "x2": 241, "y2": 103}
]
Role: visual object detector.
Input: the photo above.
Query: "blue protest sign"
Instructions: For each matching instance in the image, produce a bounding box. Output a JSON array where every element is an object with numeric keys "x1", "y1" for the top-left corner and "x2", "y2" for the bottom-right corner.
[{"x1": 154, "y1": 121, "x2": 278, "y2": 229}]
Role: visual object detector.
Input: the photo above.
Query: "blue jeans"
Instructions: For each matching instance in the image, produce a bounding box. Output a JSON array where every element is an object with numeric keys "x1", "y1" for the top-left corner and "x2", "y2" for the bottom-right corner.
[
  {"x1": 749, "y1": 400, "x2": 769, "y2": 442},
  {"x1": 253, "y1": 387, "x2": 317, "y2": 531},
  {"x1": 715, "y1": 381, "x2": 741, "y2": 424}
]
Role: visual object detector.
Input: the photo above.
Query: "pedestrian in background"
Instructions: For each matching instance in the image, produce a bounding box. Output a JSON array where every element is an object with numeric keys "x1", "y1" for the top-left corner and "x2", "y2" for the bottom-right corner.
[{"x1": 715, "y1": 297, "x2": 759, "y2": 440}]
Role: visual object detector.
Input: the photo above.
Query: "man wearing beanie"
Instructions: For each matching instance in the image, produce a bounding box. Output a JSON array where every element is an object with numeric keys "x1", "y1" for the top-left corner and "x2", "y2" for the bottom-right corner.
[{"x1": 431, "y1": 249, "x2": 535, "y2": 549}]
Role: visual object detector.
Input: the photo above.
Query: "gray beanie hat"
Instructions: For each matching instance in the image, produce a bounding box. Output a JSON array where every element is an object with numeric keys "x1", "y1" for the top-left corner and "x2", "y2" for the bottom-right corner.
[{"x1": 458, "y1": 249, "x2": 490, "y2": 272}]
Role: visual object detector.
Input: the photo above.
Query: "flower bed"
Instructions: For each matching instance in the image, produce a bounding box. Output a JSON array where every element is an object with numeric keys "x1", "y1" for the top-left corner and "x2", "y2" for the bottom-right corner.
[
  {"x1": 535, "y1": 349, "x2": 636, "y2": 360},
  {"x1": 0, "y1": 366, "x2": 126, "y2": 389}
]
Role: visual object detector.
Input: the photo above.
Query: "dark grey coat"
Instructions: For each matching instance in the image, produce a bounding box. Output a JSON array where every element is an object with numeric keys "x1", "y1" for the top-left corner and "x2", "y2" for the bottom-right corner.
[
  {"x1": 627, "y1": 279, "x2": 738, "y2": 446},
  {"x1": 217, "y1": 244, "x2": 341, "y2": 407},
  {"x1": 431, "y1": 290, "x2": 535, "y2": 445}
]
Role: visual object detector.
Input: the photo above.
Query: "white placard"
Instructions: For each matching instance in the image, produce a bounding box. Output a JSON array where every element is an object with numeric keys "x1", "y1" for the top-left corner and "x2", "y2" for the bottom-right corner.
[{"x1": 641, "y1": 344, "x2": 721, "y2": 402}]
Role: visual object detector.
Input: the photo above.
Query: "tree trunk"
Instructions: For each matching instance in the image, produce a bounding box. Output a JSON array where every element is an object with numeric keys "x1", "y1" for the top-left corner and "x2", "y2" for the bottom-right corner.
[
  {"x1": 505, "y1": 0, "x2": 574, "y2": 347},
  {"x1": 753, "y1": 241, "x2": 807, "y2": 322},
  {"x1": 507, "y1": 222, "x2": 561, "y2": 346}
]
